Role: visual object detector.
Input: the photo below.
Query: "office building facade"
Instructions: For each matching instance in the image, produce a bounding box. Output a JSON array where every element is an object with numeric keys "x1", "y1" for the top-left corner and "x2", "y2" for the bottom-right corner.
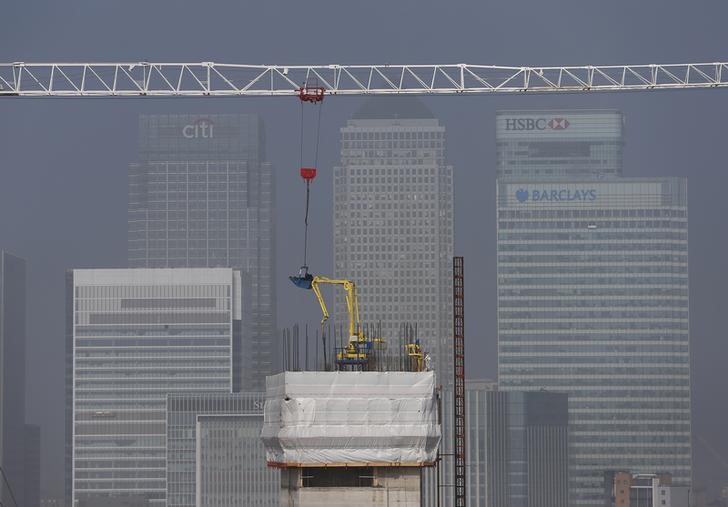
[
  {"x1": 129, "y1": 114, "x2": 275, "y2": 391},
  {"x1": 466, "y1": 380, "x2": 569, "y2": 507},
  {"x1": 496, "y1": 110, "x2": 624, "y2": 179},
  {"x1": 0, "y1": 252, "x2": 26, "y2": 507},
  {"x1": 166, "y1": 392, "x2": 277, "y2": 507},
  {"x1": 67, "y1": 268, "x2": 241, "y2": 505},
  {"x1": 334, "y1": 98, "x2": 454, "y2": 383},
  {"x1": 496, "y1": 178, "x2": 691, "y2": 505}
]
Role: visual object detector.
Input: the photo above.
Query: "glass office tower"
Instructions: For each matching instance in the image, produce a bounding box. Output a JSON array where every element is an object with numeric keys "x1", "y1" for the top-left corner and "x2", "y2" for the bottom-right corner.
[
  {"x1": 129, "y1": 114, "x2": 275, "y2": 391},
  {"x1": 465, "y1": 380, "x2": 569, "y2": 507},
  {"x1": 67, "y1": 268, "x2": 240, "y2": 506},
  {"x1": 334, "y1": 97, "x2": 454, "y2": 383},
  {"x1": 0, "y1": 252, "x2": 26, "y2": 507},
  {"x1": 496, "y1": 178, "x2": 691, "y2": 505},
  {"x1": 166, "y1": 392, "x2": 277, "y2": 507},
  {"x1": 333, "y1": 97, "x2": 454, "y2": 506}
]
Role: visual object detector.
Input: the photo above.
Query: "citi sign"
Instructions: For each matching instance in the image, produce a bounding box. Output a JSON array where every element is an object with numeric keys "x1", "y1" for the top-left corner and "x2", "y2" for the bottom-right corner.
[
  {"x1": 515, "y1": 188, "x2": 596, "y2": 203},
  {"x1": 182, "y1": 118, "x2": 214, "y2": 139},
  {"x1": 504, "y1": 117, "x2": 570, "y2": 131}
]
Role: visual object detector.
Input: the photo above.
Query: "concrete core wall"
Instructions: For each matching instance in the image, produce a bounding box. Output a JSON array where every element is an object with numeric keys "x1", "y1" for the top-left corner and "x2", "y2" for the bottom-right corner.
[{"x1": 279, "y1": 467, "x2": 422, "y2": 507}]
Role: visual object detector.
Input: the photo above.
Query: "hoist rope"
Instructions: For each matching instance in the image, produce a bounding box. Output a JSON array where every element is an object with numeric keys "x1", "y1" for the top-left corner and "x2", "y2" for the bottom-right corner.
[
  {"x1": 299, "y1": 94, "x2": 324, "y2": 270},
  {"x1": 303, "y1": 178, "x2": 311, "y2": 268}
]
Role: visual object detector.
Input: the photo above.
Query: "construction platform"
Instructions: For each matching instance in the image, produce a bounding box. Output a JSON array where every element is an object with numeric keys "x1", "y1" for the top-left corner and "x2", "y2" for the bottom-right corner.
[{"x1": 261, "y1": 370, "x2": 441, "y2": 506}]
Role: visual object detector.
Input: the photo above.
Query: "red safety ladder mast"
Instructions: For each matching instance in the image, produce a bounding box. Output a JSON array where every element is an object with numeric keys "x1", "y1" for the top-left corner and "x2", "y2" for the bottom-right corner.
[{"x1": 453, "y1": 257, "x2": 466, "y2": 507}]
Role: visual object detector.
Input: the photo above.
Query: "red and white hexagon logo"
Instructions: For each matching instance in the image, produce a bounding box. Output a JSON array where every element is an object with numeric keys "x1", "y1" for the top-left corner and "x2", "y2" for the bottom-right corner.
[{"x1": 548, "y1": 118, "x2": 570, "y2": 130}]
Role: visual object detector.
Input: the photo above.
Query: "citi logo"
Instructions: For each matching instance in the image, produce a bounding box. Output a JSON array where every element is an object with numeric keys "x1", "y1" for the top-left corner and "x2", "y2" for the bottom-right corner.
[
  {"x1": 182, "y1": 118, "x2": 215, "y2": 139},
  {"x1": 504, "y1": 117, "x2": 571, "y2": 131}
]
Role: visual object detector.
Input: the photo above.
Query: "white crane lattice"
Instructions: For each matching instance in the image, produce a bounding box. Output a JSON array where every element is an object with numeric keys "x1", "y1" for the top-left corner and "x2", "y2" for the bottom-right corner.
[{"x1": 1, "y1": 61, "x2": 727, "y2": 97}]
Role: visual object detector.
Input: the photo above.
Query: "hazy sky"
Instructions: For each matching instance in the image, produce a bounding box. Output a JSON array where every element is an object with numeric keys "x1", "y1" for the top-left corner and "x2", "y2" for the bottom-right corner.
[{"x1": 3, "y1": 0, "x2": 728, "y2": 499}]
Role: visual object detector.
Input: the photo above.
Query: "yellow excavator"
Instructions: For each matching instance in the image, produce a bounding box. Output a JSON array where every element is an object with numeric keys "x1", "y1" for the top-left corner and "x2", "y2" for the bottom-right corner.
[
  {"x1": 290, "y1": 270, "x2": 373, "y2": 366},
  {"x1": 290, "y1": 269, "x2": 424, "y2": 370}
]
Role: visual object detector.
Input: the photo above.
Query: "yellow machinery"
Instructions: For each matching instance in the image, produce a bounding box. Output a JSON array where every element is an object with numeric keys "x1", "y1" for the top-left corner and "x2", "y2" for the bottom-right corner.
[
  {"x1": 290, "y1": 270, "x2": 424, "y2": 371},
  {"x1": 290, "y1": 272, "x2": 372, "y2": 367}
]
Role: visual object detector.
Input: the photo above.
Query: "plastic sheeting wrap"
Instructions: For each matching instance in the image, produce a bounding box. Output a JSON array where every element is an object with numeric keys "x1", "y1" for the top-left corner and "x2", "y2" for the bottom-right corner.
[{"x1": 261, "y1": 371, "x2": 441, "y2": 467}]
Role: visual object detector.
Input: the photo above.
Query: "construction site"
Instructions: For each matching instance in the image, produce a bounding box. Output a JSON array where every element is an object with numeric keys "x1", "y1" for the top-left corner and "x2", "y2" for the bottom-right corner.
[{"x1": 1, "y1": 55, "x2": 725, "y2": 507}]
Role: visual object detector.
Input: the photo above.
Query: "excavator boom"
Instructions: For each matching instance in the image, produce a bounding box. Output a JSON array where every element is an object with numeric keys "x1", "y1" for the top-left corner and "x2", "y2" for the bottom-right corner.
[{"x1": 289, "y1": 274, "x2": 360, "y2": 341}]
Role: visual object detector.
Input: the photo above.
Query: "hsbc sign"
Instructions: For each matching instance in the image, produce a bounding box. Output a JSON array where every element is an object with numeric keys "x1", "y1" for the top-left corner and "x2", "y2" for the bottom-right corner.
[{"x1": 504, "y1": 117, "x2": 571, "y2": 131}]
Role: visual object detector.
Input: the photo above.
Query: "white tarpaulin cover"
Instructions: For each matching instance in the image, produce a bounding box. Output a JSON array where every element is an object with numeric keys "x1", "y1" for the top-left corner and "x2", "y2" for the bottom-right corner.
[{"x1": 261, "y1": 371, "x2": 441, "y2": 467}]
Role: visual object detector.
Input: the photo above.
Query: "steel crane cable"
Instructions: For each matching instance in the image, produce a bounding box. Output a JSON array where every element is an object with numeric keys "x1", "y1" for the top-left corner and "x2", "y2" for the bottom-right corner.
[{"x1": 299, "y1": 93, "x2": 324, "y2": 271}]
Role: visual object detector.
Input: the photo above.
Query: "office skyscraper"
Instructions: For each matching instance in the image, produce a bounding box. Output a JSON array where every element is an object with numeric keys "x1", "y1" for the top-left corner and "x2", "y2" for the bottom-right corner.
[
  {"x1": 334, "y1": 97, "x2": 454, "y2": 383},
  {"x1": 129, "y1": 114, "x2": 275, "y2": 391},
  {"x1": 67, "y1": 268, "x2": 241, "y2": 506},
  {"x1": 333, "y1": 97, "x2": 454, "y2": 506},
  {"x1": 496, "y1": 110, "x2": 624, "y2": 179},
  {"x1": 465, "y1": 380, "x2": 569, "y2": 507},
  {"x1": 166, "y1": 392, "x2": 277, "y2": 507},
  {"x1": 496, "y1": 177, "x2": 691, "y2": 505},
  {"x1": 0, "y1": 252, "x2": 26, "y2": 507}
]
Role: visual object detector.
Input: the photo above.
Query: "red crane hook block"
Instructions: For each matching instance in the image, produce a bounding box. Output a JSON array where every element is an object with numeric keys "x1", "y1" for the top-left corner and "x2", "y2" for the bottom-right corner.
[{"x1": 300, "y1": 167, "x2": 317, "y2": 180}]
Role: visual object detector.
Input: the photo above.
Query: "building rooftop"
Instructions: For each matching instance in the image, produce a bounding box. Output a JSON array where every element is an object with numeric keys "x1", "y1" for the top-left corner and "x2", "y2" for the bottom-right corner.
[{"x1": 352, "y1": 96, "x2": 434, "y2": 120}]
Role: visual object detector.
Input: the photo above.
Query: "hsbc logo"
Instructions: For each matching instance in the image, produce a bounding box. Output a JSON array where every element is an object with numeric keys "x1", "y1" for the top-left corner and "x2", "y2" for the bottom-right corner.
[
  {"x1": 504, "y1": 117, "x2": 571, "y2": 131},
  {"x1": 548, "y1": 118, "x2": 570, "y2": 129},
  {"x1": 182, "y1": 118, "x2": 215, "y2": 139}
]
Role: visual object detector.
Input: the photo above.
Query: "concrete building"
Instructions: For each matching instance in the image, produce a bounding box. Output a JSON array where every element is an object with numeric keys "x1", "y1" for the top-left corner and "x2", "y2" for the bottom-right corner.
[
  {"x1": 496, "y1": 177, "x2": 692, "y2": 505},
  {"x1": 166, "y1": 392, "x2": 277, "y2": 507},
  {"x1": 465, "y1": 380, "x2": 569, "y2": 507},
  {"x1": 262, "y1": 371, "x2": 441, "y2": 507},
  {"x1": 604, "y1": 472, "x2": 690, "y2": 506},
  {"x1": 129, "y1": 113, "x2": 275, "y2": 391},
  {"x1": 496, "y1": 110, "x2": 624, "y2": 179},
  {"x1": 0, "y1": 252, "x2": 26, "y2": 507},
  {"x1": 66, "y1": 268, "x2": 241, "y2": 506}
]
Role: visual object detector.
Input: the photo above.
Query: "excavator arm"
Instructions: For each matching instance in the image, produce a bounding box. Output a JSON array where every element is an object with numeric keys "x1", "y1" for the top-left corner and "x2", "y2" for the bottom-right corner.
[{"x1": 289, "y1": 274, "x2": 361, "y2": 342}]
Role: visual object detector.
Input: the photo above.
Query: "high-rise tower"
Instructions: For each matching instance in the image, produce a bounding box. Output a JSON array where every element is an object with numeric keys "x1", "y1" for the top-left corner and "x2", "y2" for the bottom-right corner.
[
  {"x1": 496, "y1": 112, "x2": 691, "y2": 505},
  {"x1": 333, "y1": 97, "x2": 454, "y2": 384},
  {"x1": 128, "y1": 114, "x2": 275, "y2": 391},
  {"x1": 67, "y1": 268, "x2": 241, "y2": 506}
]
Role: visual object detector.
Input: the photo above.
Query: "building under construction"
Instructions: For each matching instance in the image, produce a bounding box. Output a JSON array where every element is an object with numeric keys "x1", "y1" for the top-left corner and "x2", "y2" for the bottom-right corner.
[{"x1": 261, "y1": 370, "x2": 440, "y2": 506}]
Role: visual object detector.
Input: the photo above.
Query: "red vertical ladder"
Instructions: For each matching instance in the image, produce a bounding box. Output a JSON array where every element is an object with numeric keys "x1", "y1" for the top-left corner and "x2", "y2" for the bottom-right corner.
[{"x1": 453, "y1": 256, "x2": 466, "y2": 507}]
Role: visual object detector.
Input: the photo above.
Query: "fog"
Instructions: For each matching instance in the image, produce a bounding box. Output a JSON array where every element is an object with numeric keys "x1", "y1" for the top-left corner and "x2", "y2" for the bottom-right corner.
[{"x1": 2, "y1": 0, "x2": 728, "y2": 501}]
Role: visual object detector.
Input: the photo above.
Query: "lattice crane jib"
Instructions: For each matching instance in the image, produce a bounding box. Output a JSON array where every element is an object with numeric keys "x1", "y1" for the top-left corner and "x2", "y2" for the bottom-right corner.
[{"x1": 2, "y1": 61, "x2": 728, "y2": 96}]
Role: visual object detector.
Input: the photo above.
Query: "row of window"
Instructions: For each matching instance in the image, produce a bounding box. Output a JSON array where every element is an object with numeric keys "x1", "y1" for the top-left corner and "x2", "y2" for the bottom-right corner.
[{"x1": 499, "y1": 208, "x2": 686, "y2": 219}]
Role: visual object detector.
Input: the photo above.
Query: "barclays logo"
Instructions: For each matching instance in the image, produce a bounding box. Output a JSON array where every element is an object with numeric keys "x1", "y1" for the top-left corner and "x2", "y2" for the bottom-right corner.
[{"x1": 515, "y1": 188, "x2": 597, "y2": 202}]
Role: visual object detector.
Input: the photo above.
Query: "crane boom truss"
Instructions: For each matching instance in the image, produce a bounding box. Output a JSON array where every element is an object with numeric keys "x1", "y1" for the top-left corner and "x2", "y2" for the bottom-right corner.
[{"x1": 1, "y1": 61, "x2": 728, "y2": 97}]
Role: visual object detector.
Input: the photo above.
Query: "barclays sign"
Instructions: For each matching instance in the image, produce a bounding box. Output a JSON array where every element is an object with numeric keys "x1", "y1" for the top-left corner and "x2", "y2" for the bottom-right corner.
[{"x1": 515, "y1": 188, "x2": 596, "y2": 203}]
